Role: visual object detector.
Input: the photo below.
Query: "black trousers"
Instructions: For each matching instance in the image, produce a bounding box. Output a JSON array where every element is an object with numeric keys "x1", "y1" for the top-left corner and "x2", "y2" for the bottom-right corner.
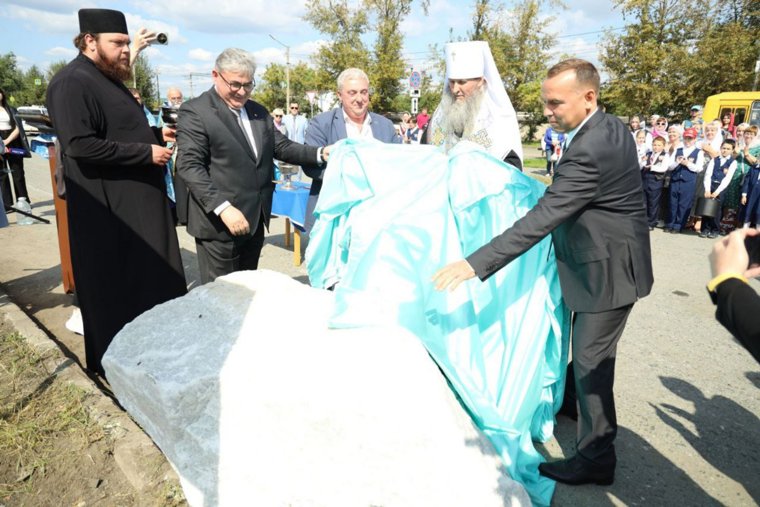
[
  {"x1": 1, "y1": 154, "x2": 29, "y2": 208},
  {"x1": 195, "y1": 219, "x2": 265, "y2": 284},
  {"x1": 564, "y1": 304, "x2": 633, "y2": 467}
]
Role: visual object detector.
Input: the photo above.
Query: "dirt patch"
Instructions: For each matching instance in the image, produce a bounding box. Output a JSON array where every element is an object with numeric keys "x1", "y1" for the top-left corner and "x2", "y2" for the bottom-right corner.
[{"x1": 0, "y1": 321, "x2": 185, "y2": 506}]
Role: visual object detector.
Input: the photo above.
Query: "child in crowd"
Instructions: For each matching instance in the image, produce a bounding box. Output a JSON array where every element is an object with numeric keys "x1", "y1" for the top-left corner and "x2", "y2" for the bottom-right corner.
[
  {"x1": 701, "y1": 139, "x2": 737, "y2": 238},
  {"x1": 635, "y1": 129, "x2": 649, "y2": 166},
  {"x1": 641, "y1": 136, "x2": 669, "y2": 230},
  {"x1": 543, "y1": 126, "x2": 565, "y2": 176},
  {"x1": 739, "y1": 126, "x2": 760, "y2": 228},
  {"x1": 665, "y1": 128, "x2": 703, "y2": 233}
]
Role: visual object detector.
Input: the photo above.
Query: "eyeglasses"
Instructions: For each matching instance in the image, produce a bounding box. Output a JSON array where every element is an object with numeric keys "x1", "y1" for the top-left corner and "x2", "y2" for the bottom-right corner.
[
  {"x1": 274, "y1": 115, "x2": 282, "y2": 118},
  {"x1": 656, "y1": 121, "x2": 667, "y2": 125},
  {"x1": 218, "y1": 72, "x2": 255, "y2": 93},
  {"x1": 290, "y1": 106, "x2": 299, "y2": 110}
]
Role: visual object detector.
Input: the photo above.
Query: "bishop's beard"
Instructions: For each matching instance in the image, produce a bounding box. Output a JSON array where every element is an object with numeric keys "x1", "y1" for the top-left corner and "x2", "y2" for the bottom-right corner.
[
  {"x1": 437, "y1": 86, "x2": 485, "y2": 143},
  {"x1": 95, "y1": 46, "x2": 132, "y2": 83}
]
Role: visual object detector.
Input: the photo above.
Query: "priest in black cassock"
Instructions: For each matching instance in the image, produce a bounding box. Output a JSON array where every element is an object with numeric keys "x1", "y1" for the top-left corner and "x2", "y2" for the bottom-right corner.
[{"x1": 46, "y1": 8, "x2": 187, "y2": 377}]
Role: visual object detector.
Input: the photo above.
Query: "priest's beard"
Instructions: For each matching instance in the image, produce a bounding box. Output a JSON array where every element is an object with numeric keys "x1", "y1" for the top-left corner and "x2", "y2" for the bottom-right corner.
[
  {"x1": 95, "y1": 45, "x2": 132, "y2": 82},
  {"x1": 437, "y1": 87, "x2": 485, "y2": 153}
]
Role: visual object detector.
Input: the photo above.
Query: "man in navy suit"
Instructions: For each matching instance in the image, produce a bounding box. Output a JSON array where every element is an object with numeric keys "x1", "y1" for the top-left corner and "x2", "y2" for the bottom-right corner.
[
  {"x1": 302, "y1": 68, "x2": 398, "y2": 234},
  {"x1": 177, "y1": 48, "x2": 327, "y2": 283},
  {"x1": 433, "y1": 59, "x2": 653, "y2": 486}
]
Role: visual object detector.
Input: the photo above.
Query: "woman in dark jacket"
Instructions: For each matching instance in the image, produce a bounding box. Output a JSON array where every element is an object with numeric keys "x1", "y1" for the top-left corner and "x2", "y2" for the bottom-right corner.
[{"x1": 0, "y1": 87, "x2": 31, "y2": 211}]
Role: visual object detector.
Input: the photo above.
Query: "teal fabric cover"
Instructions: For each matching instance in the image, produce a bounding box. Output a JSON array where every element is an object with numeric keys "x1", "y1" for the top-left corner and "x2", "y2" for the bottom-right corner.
[{"x1": 306, "y1": 138, "x2": 570, "y2": 506}]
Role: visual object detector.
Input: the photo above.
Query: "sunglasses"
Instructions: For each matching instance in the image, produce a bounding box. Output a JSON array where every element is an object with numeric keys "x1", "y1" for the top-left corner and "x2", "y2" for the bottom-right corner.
[
  {"x1": 290, "y1": 106, "x2": 299, "y2": 110},
  {"x1": 656, "y1": 121, "x2": 667, "y2": 125},
  {"x1": 274, "y1": 114, "x2": 282, "y2": 118}
]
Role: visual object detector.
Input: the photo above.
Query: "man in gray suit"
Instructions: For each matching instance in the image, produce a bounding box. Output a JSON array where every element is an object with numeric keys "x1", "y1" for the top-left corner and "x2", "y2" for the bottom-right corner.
[
  {"x1": 177, "y1": 48, "x2": 328, "y2": 283},
  {"x1": 302, "y1": 68, "x2": 399, "y2": 234},
  {"x1": 432, "y1": 59, "x2": 653, "y2": 486}
]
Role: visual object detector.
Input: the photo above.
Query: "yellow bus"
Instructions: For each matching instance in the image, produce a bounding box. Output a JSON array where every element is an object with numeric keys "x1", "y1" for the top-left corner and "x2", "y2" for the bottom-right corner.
[{"x1": 702, "y1": 92, "x2": 760, "y2": 127}]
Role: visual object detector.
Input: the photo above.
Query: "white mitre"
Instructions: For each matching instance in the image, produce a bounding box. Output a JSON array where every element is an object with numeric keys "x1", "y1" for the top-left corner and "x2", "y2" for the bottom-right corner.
[{"x1": 428, "y1": 41, "x2": 523, "y2": 165}]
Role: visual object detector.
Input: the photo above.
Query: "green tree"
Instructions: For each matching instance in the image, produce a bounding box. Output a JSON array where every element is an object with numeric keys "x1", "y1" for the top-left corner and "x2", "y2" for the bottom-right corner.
[
  {"x1": 599, "y1": 0, "x2": 710, "y2": 116},
  {"x1": 304, "y1": 0, "x2": 371, "y2": 93},
  {"x1": 366, "y1": 0, "x2": 414, "y2": 111},
  {"x1": 466, "y1": 0, "x2": 561, "y2": 140},
  {"x1": 0, "y1": 53, "x2": 24, "y2": 104},
  {"x1": 304, "y1": 0, "x2": 429, "y2": 113},
  {"x1": 46, "y1": 60, "x2": 68, "y2": 81},
  {"x1": 686, "y1": 0, "x2": 759, "y2": 118},
  {"x1": 131, "y1": 54, "x2": 158, "y2": 109},
  {"x1": 253, "y1": 62, "x2": 321, "y2": 115},
  {"x1": 19, "y1": 65, "x2": 47, "y2": 105}
]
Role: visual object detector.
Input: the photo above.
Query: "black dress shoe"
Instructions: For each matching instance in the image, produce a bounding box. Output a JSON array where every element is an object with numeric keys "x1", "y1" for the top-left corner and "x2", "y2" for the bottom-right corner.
[{"x1": 538, "y1": 454, "x2": 614, "y2": 486}]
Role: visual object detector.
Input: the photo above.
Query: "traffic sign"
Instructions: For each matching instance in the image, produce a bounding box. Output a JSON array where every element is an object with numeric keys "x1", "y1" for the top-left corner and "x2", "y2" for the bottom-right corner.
[{"x1": 409, "y1": 71, "x2": 421, "y2": 89}]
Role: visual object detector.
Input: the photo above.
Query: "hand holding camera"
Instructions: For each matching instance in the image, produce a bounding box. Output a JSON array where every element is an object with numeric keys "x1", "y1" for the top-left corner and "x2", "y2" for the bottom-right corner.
[{"x1": 709, "y1": 228, "x2": 760, "y2": 279}]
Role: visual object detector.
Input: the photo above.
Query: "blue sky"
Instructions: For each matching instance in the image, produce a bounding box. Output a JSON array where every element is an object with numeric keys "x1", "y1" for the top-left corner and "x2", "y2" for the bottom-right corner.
[{"x1": 3, "y1": 0, "x2": 626, "y2": 100}]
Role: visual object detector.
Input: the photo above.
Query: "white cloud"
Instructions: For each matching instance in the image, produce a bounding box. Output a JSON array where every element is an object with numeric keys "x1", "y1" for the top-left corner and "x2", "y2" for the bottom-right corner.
[
  {"x1": 132, "y1": 0, "x2": 309, "y2": 35},
  {"x1": 188, "y1": 48, "x2": 214, "y2": 62},
  {"x1": 45, "y1": 46, "x2": 78, "y2": 58},
  {"x1": 7, "y1": 5, "x2": 78, "y2": 34},
  {"x1": 6, "y1": 0, "x2": 82, "y2": 14}
]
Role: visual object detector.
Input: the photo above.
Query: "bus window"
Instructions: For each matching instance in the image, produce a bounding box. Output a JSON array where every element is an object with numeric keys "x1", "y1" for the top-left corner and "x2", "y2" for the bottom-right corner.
[
  {"x1": 750, "y1": 102, "x2": 760, "y2": 127},
  {"x1": 719, "y1": 107, "x2": 732, "y2": 123},
  {"x1": 734, "y1": 108, "x2": 746, "y2": 125}
]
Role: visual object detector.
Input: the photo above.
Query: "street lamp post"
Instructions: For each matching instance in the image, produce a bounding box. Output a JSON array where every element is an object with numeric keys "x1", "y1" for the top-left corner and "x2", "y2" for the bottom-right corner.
[{"x1": 269, "y1": 34, "x2": 290, "y2": 108}]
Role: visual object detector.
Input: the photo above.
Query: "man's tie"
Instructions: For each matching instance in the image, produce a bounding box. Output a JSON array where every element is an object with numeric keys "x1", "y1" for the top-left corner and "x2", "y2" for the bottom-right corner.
[{"x1": 234, "y1": 109, "x2": 255, "y2": 155}]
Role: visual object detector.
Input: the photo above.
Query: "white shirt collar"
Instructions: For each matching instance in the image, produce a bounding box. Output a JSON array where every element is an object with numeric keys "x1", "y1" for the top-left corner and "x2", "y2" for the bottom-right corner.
[
  {"x1": 564, "y1": 108, "x2": 598, "y2": 148},
  {"x1": 342, "y1": 109, "x2": 374, "y2": 140}
]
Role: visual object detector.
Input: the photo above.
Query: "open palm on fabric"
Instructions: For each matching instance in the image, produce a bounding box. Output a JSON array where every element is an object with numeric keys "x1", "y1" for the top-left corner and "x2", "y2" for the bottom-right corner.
[{"x1": 432, "y1": 259, "x2": 476, "y2": 291}]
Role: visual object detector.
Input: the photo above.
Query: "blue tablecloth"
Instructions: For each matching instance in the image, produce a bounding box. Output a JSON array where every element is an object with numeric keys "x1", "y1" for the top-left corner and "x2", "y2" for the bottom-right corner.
[{"x1": 272, "y1": 182, "x2": 310, "y2": 230}]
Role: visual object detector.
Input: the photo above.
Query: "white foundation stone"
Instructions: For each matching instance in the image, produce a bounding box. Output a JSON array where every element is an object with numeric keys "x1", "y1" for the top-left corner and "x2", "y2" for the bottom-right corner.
[{"x1": 103, "y1": 270, "x2": 530, "y2": 507}]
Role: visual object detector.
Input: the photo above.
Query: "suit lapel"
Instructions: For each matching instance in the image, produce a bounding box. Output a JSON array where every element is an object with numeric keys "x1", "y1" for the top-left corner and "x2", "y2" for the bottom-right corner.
[
  {"x1": 557, "y1": 108, "x2": 603, "y2": 172},
  {"x1": 333, "y1": 108, "x2": 347, "y2": 140},
  {"x1": 209, "y1": 88, "x2": 256, "y2": 162}
]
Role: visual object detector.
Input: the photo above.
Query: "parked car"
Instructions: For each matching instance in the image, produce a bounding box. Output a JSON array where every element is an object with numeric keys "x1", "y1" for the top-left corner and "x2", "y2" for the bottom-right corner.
[{"x1": 16, "y1": 105, "x2": 49, "y2": 135}]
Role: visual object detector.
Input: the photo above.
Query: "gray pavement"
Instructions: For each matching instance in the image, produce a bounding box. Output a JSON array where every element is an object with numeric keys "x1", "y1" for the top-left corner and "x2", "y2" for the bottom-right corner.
[{"x1": 1, "y1": 154, "x2": 759, "y2": 506}]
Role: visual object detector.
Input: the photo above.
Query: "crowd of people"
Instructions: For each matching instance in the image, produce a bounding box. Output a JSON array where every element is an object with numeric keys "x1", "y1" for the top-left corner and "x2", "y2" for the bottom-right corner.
[{"x1": 628, "y1": 109, "x2": 760, "y2": 238}]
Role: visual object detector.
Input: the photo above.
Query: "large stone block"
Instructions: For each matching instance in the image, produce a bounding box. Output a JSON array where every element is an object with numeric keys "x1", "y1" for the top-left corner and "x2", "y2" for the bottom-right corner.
[{"x1": 103, "y1": 270, "x2": 530, "y2": 506}]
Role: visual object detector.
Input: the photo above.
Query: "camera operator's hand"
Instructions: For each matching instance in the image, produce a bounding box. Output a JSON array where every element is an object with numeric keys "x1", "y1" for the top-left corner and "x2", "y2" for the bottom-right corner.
[
  {"x1": 151, "y1": 145, "x2": 173, "y2": 166},
  {"x1": 162, "y1": 126, "x2": 177, "y2": 143},
  {"x1": 130, "y1": 28, "x2": 157, "y2": 66},
  {"x1": 710, "y1": 228, "x2": 760, "y2": 279}
]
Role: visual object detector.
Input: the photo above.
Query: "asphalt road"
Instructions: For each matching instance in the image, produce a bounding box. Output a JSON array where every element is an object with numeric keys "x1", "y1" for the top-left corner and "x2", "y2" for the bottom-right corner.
[{"x1": 1, "y1": 154, "x2": 758, "y2": 506}]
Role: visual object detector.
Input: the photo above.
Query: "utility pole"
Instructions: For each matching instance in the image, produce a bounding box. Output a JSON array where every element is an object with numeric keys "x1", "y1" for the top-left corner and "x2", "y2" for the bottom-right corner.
[
  {"x1": 753, "y1": 47, "x2": 760, "y2": 91},
  {"x1": 186, "y1": 72, "x2": 210, "y2": 98},
  {"x1": 155, "y1": 70, "x2": 160, "y2": 106},
  {"x1": 269, "y1": 34, "x2": 290, "y2": 107}
]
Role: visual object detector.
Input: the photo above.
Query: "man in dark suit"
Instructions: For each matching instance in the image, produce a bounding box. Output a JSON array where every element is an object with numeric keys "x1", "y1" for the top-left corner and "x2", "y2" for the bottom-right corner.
[
  {"x1": 177, "y1": 48, "x2": 328, "y2": 283},
  {"x1": 302, "y1": 68, "x2": 398, "y2": 235},
  {"x1": 432, "y1": 59, "x2": 654, "y2": 486},
  {"x1": 708, "y1": 228, "x2": 760, "y2": 364}
]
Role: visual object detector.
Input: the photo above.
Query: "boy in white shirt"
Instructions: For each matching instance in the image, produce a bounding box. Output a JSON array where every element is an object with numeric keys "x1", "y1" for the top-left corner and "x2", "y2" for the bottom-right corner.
[
  {"x1": 701, "y1": 139, "x2": 738, "y2": 238},
  {"x1": 641, "y1": 136, "x2": 670, "y2": 230},
  {"x1": 665, "y1": 127, "x2": 704, "y2": 233}
]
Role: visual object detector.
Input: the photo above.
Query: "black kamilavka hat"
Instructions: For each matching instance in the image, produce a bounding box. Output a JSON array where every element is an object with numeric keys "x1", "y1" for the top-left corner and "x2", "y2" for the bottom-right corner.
[{"x1": 78, "y1": 8, "x2": 128, "y2": 34}]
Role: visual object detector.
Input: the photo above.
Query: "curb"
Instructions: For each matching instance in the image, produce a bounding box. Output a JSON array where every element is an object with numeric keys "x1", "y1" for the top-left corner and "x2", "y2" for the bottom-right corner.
[{"x1": 0, "y1": 284, "x2": 183, "y2": 499}]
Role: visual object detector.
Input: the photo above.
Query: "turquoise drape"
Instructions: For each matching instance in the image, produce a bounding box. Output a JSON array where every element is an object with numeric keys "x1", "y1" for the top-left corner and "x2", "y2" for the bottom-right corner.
[{"x1": 306, "y1": 138, "x2": 570, "y2": 506}]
